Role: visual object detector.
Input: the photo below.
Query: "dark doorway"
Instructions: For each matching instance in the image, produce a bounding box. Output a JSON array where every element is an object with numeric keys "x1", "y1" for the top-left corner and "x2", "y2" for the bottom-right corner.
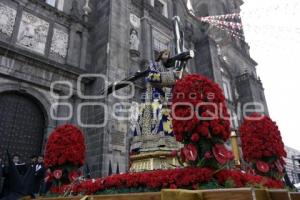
[{"x1": 0, "y1": 92, "x2": 45, "y2": 163}]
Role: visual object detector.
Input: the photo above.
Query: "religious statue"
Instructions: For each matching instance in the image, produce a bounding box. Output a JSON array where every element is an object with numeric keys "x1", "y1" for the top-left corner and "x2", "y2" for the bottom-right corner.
[
  {"x1": 129, "y1": 28, "x2": 140, "y2": 57},
  {"x1": 129, "y1": 16, "x2": 196, "y2": 171},
  {"x1": 101, "y1": 16, "x2": 194, "y2": 172},
  {"x1": 129, "y1": 50, "x2": 182, "y2": 154}
]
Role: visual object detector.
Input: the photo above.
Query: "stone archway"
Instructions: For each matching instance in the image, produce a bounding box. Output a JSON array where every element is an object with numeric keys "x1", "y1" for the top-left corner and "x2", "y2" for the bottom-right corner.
[{"x1": 0, "y1": 92, "x2": 46, "y2": 162}]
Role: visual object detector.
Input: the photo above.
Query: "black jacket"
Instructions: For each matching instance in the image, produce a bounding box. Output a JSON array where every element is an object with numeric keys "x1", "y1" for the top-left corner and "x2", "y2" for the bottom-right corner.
[
  {"x1": 0, "y1": 153, "x2": 36, "y2": 200},
  {"x1": 33, "y1": 163, "x2": 46, "y2": 193}
]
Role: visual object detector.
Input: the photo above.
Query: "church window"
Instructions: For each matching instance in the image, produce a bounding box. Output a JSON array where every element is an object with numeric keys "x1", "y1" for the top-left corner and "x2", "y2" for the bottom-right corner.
[
  {"x1": 152, "y1": 29, "x2": 170, "y2": 60},
  {"x1": 46, "y1": 0, "x2": 56, "y2": 7},
  {"x1": 45, "y1": 0, "x2": 64, "y2": 11}
]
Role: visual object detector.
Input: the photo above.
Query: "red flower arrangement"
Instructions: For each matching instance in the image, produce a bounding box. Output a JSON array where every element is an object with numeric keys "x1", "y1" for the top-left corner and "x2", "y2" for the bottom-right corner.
[
  {"x1": 44, "y1": 124, "x2": 86, "y2": 189},
  {"x1": 215, "y1": 169, "x2": 284, "y2": 189},
  {"x1": 49, "y1": 168, "x2": 284, "y2": 196},
  {"x1": 172, "y1": 74, "x2": 233, "y2": 168},
  {"x1": 44, "y1": 124, "x2": 85, "y2": 168},
  {"x1": 212, "y1": 144, "x2": 234, "y2": 165},
  {"x1": 239, "y1": 113, "x2": 287, "y2": 179}
]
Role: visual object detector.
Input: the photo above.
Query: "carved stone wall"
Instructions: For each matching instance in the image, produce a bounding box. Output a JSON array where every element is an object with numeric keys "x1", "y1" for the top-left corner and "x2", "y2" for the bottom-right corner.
[
  {"x1": 50, "y1": 28, "x2": 69, "y2": 58},
  {"x1": 0, "y1": 2, "x2": 17, "y2": 37},
  {"x1": 17, "y1": 12, "x2": 49, "y2": 54}
]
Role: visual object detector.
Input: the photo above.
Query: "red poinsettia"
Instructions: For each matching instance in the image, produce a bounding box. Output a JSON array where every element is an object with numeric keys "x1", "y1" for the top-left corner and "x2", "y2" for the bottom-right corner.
[
  {"x1": 212, "y1": 144, "x2": 234, "y2": 165},
  {"x1": 68, "y1": 170, "x2": 81, "y2": 182},
  {"x1": 239, "y1": 113, "x2": 286, "y2": 179},
  {"x1": 256, "y1": 161, "x2": 270, "y2": 173},
  {"x1": 181, "y1": 144, "x2": 198, "y2": 161},
  {"x1": 44, "y1": 124, "x2": 86, "y2": 168},
  {"x1": 172, "y1": 74, "x2": 232, "y2": 167},
  {"x1": 53, "y1": 169, "x2": 63, "y2": 180}
]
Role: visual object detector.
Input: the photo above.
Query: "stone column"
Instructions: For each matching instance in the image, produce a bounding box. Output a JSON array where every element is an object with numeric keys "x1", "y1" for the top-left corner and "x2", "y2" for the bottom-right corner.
[
  {"x1": 10, "y1": 2, "x2": 25, "y2": 45},
  {"x1": 80, "y1": 29, "x2": 88, "y2": 69},
  {"x1": 141, "y1": 11, "x2": 152, "y2": 61},
  {"x1": 67, "y1": 24, "x2": 77, "y2": 65},
  {"x1": 67, "y1": 23, "x2": 82, "y2": 67}
]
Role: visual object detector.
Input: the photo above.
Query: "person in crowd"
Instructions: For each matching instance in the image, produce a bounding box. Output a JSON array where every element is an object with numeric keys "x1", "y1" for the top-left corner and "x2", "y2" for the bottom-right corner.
[
  {"x1": 0, "y1": 153, "x2": 35, "y2": 200},
  {"x1": 12, "y1": 154, "x2": 27, "y2": 176},
  {"x1": 42, "y1": 168, "x2": 52, "y2": 195},
  {"x1": 30, "y1": 156, "x2": 37, "y2": 167},
  {"x1": 83, "y1": 163, "x2": 91, "y2": 179},
  {"x1": 34, "y1": 155, "x2": 46, "y2": 196}
]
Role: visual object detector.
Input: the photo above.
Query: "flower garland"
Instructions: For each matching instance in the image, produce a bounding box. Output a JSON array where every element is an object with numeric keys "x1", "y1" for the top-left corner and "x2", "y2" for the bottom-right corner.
[
  {"x1": 215, "y1": 169, "x2": 284, "y2": 189},
  {"x1": 171, "y1": 74, "x2": 233, "y2": 168},
  {"x1": 44, "y1": 124, "x2": 85, "y2": 186},
  {"x1": 49, "y1": 168, "x2": 284, "y2": 195},
  {"x1": 239, "y1": 113, "x2": 287, "y2": 179}
]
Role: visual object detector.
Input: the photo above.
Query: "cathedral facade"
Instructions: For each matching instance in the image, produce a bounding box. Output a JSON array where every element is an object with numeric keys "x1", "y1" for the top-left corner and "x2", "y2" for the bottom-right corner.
[{"x1": 0, "y1": 0, "x2": 268, "y2": 177}]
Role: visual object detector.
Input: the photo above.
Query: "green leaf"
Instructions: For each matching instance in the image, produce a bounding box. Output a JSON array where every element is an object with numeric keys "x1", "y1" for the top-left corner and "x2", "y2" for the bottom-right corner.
[
  {"x1": 224, "y1": 179, "x2": 236, "y2": 188},
  {"x1": 199, "y1": 181, "x2": 220, "y2": 189}
]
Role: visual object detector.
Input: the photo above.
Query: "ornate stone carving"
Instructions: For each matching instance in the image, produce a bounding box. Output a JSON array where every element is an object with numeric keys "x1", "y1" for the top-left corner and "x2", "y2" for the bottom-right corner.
[
  {"x1": 0, "y1": 3, "x2": 17, "y2": 37},
  {"x1": 50, "y1": 28, "x2": 69, "y2": 58},
  {"x1": 17, "y1": 12, "x2": 49, "y2": 54},
  {"x1": 130, "y1": 101, "x2": 141, "y2": 134},
  {"x1": 130, "y1": 13, "x2": 140, "y2": 28}
]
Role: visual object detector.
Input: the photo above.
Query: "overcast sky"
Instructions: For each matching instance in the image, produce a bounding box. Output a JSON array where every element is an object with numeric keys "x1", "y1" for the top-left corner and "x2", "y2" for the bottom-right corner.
[{"x1": 241, "y1": 0, "x2": 300, "y2": 150}]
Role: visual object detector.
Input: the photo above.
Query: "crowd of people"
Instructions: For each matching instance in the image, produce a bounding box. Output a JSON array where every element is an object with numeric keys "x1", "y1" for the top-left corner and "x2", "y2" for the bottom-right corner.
[{"x1": 0, "y1": 154, "x2": 47, "y2": 199}]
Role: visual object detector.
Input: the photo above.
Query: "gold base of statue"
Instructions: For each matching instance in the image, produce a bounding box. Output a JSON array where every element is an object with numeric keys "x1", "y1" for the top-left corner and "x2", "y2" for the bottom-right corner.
[
  {"x1": 130, "y1": 150, "x2": 180, "y2": 172},
  {"x1": 130, "y1": 133, "x2": 183, "y2": 172}
]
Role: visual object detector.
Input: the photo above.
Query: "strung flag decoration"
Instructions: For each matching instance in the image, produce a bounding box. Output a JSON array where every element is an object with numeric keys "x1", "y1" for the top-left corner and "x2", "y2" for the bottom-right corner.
[
  {"x1": 213, "y1": 24, "x2": 245, "y2": 40},
  {"x1": 196, "y1": 13, "x2": 246, "y2": 41},
  {"x1": 201, "y1": 19, "x2": 243, "y2": 31},
  {"x1": 199, "y1": 13, "x2": 241, "y2": 21}
]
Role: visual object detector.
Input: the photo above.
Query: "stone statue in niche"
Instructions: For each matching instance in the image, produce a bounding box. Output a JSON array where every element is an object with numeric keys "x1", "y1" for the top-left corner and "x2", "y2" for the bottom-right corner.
[
  {"x1": 70, "y1": 0, "x2": 81, "y2": 20},
  {"x1": 50, "y1": 29, "x2": 69, "y2": 58},
  {"x1": 0, "y1": 3, "x2": 17, "y2": 37},
  {"x1": 17, "y1": 12, "x2": 49, "y2": 54},
  {"x1": 129, "y1": 28, "x2": 140, "y2": 57}
]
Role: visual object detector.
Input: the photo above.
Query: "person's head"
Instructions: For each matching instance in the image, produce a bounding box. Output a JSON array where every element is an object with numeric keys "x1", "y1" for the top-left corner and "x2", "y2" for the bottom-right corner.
[
  {"x1": 37, "y1": 155, "x2": 44, "y2": 164},
  {"x1": 12, "y1": 154, "x2": 20, "y2": 164},
  {"x1": 155, "y1": 49, "x2": 170, "y2": 62},
  {"x1": 30, "y1": 155, "x2": 37, "y2": 163}
]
